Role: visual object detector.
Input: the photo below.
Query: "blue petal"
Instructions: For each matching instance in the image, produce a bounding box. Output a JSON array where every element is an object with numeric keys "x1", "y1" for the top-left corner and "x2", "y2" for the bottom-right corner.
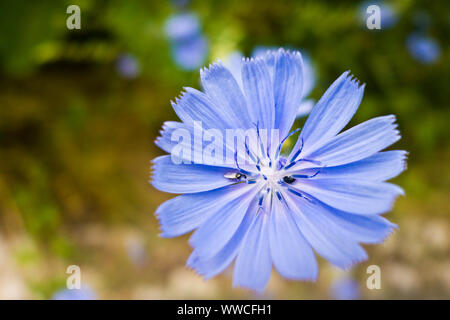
[
  {"x1": 241, "y1": 57, "x2": 275, "y2": 130},
  {"x1": 189, "y1": 188, "x2": 257, "y2": 259},
  {"x1": 154, "y1": 120, "x2": 254, "y2": 169},
  {"x1": 297, "y1": 179, "x2": 404, "y2": 215},
  {"x1": 305, "y1": 115, "x2": 400, "y2": 166},
  {"x1": 269, "y1": 199, "x2": 318, "y2": 280},
  {"x1": 290, "y1": 72, "x2": 364, "y2": 159},
  {"x1": 154, "y1": 121, "x2": 187, "y2": 154},
  {"x1": 154, "y1": 120, "x2": 210, "y2": 166},
  {"x1": 256, "y1": 48, "x2": 276, "y2": 78},
  {"x1": 156, "y1": 184, "x2": 253, "y2": 237},
  {"x1": 307, "y1": 150, "x2": 407, "y2": 181},
  {"x1": 187, "y1": 199, "x2": 258, "y2": 279},
  {"x1": 200, "y1": 62, "x2": 252, "y2": 129},
  {"x1": 151, "y1": 156, "x2": 234, "y2": 193},
  {"x1": 318, "y1": 204, "x2": 397, "y2": 244},
  {"x1": 285, "y1": 194, "x2": 368, "y2": 269},
  {"x1": 222, "y1": 51, "x2": 244, "y2": 89},
  {"x1": 272, "y1": 49, "x2": 304, "y2": 139},
  {"x1": 233, "y1": 212, "x2": 272, "y2": 292},
  {"x1": 172, "y1": 87, "x2": 233, "y2": 130},
  {"x1": 291, "y1": 196, "x2": 397, "y2": 244}
]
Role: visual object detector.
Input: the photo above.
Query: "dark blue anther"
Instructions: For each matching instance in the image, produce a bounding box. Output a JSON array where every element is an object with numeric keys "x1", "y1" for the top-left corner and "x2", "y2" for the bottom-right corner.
[
  {"x1": 287, "y1": 188, "x2": 306, "y2": 199},
  {"x1": 275, "y1": 190, "x2": 283, "y2": 201},
  {"x1": 287, "y1": 188, "x2": 313, "y2": 202},
  {"x1": 283, "y1": 161, "x2": 297, "y2": 170},
  {"x1": 292, "y1": 168, "x2": 321, "y2": 179},
  {"x1": 258, "y1": 192, "x2": 265, "y2": 207},
  {"x1": 289, "y1": 138, "x2": 304, "y2": 163}
]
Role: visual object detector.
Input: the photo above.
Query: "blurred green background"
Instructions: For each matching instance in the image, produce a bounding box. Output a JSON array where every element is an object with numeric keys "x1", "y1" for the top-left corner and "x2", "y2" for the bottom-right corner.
[{"x1": 0, "y1": 0, "x2": 448, "y2": 299}]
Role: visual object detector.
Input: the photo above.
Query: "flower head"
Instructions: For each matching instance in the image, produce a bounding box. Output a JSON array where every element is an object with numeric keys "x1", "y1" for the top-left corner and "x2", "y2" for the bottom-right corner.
[
  {"x1": 406, "y1": 33, "x2": 441, "y2": 64},
  {"x1": 116, "y1": 53, "x2": 140, "y2": 79},
  {"x1": 152, "y1": 48, "x2": 406, "y2": 291},
  {"x1": 164, "y1": 12, "x2": 209, "y2": 70},
  {"x1": 171, "y1": 35, "x2": 208, "y2": 70},
  {"x1": 359, "y1": 1, "x2": 398, "y2": 29},
  {"x1": 52, "y1": 287, "x2": 97, "y2": 300},
  {"x1": 164, "y1": 12, "x2": 200, "y2": 42},
  {"x1": 330, "y1": 277, "x2": 360, "y2": 300}
]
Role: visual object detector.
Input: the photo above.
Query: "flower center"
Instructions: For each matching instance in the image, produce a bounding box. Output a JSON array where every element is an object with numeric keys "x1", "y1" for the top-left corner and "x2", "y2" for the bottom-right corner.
[{"x1": 224, "y1": 124, "x2": 324, "y2": 213}]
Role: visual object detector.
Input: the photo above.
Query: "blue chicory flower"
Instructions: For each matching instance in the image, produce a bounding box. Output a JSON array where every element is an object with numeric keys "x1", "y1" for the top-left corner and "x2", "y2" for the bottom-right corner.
[
  {"x1": 126, "y1": 237, "x2": 148, "y2": 267},
  {"x1": 330, "y1": 277, "x2": 361, "y2": 300},
  {"x1": 116, "y1": 54, "x2": 140, "y2": 79},
  {"x1": 164, "y1": 12, "x2": 201, "y2": 42},
  {"x1": 406, "y1": 33, "x2": 441, "y2": 64},
  {"x1": 52, "y1": 287, "x2": 97, "y2": 300},
  {"x1": 359, "y1": 1, "x2": 398, "y2": 29},
  {"x1": 152, "y1": 48, "x2": 406, "y2": 291},
  {"x1": 164, "y1": 12, "x2": 209, "y2": 70},
  {"x1": 171, "y1": 35, "x2": 209, "y2": 71}
]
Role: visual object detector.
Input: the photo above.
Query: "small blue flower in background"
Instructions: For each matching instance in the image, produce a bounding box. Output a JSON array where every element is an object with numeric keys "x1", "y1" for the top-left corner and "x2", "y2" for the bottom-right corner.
[
  {"x1": 330, "y1": 277, "x2": 360, "y2": 300},
  {"x1": 164, "y1": 12, "x2": 208, "y2": 70},
  {"x1": 406, "y1": 33, "x2": 441, "y2": 64},
  {"x1": 116, "y1": 54, "x2": 140, "y2": 79},
  {"x1": 126, "y1": 237, "x2": 148, "y2": 268},
  {"x1": 165, "y1": 12, "x2": 200, "y2": 42},
  {"x1": 52, "y1": 286, "x2": 97, "y2": 300},
  {"x1": 171, "y1": 35, "x2": 208, "y2": 71},
  {"x1": 359, "y1": 1, "x2": 398, "y2": 29},
  {"x1": 152, "y1": 48, "x2": 406, "y2": 291}
]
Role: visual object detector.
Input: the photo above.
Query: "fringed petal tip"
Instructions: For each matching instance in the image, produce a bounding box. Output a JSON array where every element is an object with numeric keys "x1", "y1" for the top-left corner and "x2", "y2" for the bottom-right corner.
[
  {"x1": 254, "y1": 47, "x2": 303, "y2": 59},
  {"x1": 400, "y1": 151, "x2": 409, "y2": 171},
  {"x1": 243, "y1": 48, "x2": 304, "y2": 65},
  {"x1": 276, "y1": 271, "x2": 319, "y2": 283},
  {"x1": 185, "y1": 252, "x2": 205, "y2": 275},
  {"x1": 155, "y1": 214, "x2": 180, "y2": 239},
  {"x1": 339, "y1": 70, "x2": 366, "y2": 91},
  {"x1": 360, "y1": 220, "x2": 398, "y2": 245},
  {"x1": 337, "y1": 253, "x2": 369, "y2": 271},
  {"x1": 158, "y1": 230, "x2": 173, "y2": 239},
  {"x1": 371, "y1": 224, "x2": 398, "y2": 244},
  {"x1": 199, "y1": 60, "x2": 227, "y2": 78},
  {"x1": 185, "y1": 252, "x2": 217, "y2": 280}
]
